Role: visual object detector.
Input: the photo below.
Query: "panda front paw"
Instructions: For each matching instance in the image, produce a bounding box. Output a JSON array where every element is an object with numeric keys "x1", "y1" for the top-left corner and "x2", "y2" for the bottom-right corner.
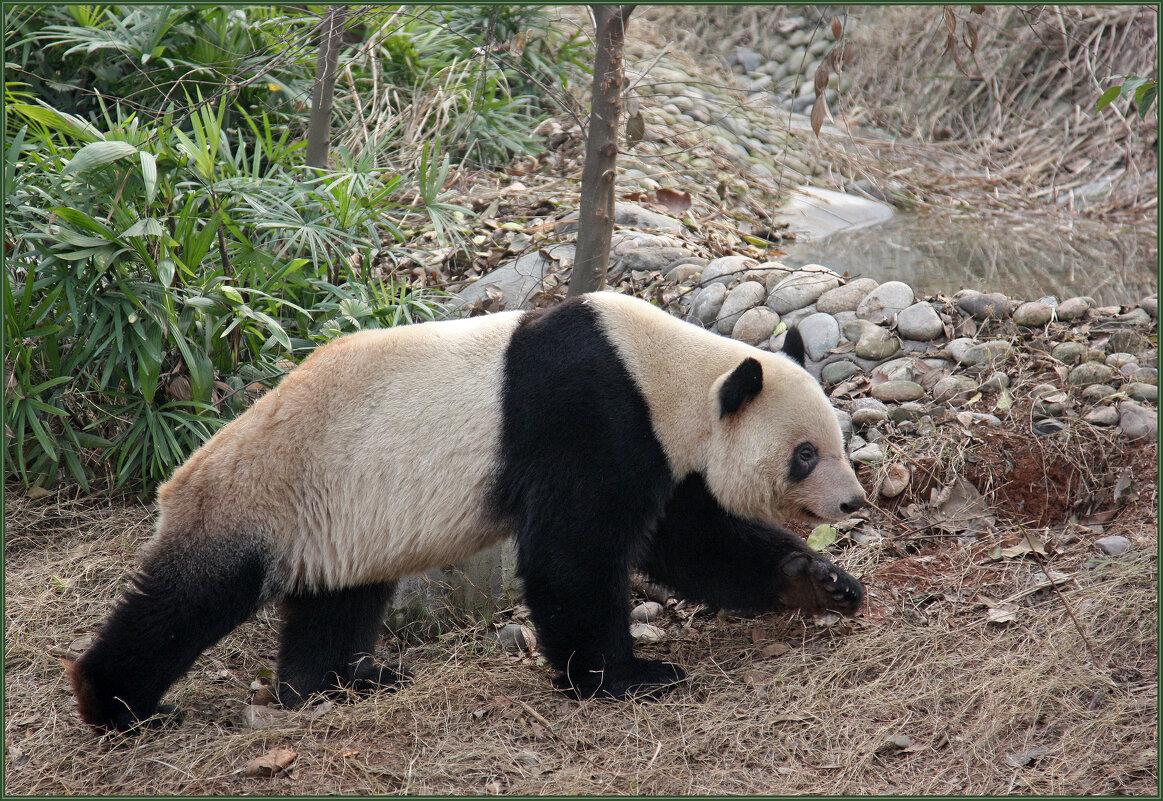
[
  {"x1": 778, "y1": 552, "x2": 864, "y2": 615},
  {"x1": 554, "y1": 659, "x2": 686, "y2": 701}
]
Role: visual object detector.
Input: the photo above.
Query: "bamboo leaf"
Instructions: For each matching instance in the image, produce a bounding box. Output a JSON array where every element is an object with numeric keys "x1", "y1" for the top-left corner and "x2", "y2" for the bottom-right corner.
[
  {"x1": 64, "y1": 140, "x2": 139, "y2": 175},
  {"x1": 140, "y1": 150, "x2": 158, "y2": 204}
]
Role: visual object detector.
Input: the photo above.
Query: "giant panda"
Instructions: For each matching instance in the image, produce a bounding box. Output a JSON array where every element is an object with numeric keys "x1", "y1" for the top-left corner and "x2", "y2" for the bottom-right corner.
[{"x1": 67, "y1": 292, "x2": 867, "y2": 732}]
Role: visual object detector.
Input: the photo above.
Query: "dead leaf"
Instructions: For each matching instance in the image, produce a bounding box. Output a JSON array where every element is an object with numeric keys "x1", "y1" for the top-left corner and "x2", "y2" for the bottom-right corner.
[
  {"x1": 27, "y1": 485, "x2": 51, "y2": 500},
  {"x1": 654, "y1": 188, "x2": 691, "y2": 214},
  {"x1": 814, "y1": 61, "x2": 830, "y2": 94},
  {"x1": 810, "y1": 93, "x2": 826, "y2": 136},
  {"x1": 1114, "y1": 468, "x2": 1138, "y2": 506},
  {"x1": 244, "y1": 748, "x2": 296, "y2": 778},
  {"x1": 1004, "y1": 745, "x2": 1050, "y2": 768},
  {"x1": 929, "y1": 476, "x2": 994, "y2": 533},
  {"x1": 749, "y1": 626, "x2": 775, "y2": 644},
  {"x1": 741, "y1": 669, "x2": 768, "y2": 685},
  {"x1": 1080, "y1": 508, "x2": 1118, "y2": 527},
  {"x1": 878, "y1": 734, "x2": 917, "y2": 753},
  {"x1": 758, "y1": 642, "x2": 791, "y2": 659},
  {"x1": 625, "y1": 111, "x2": 645, "y2": 146},
  {"x1": 831, "y1": 17, "x2": 842, "y2": 38},
  {"x1": 988, "y1": 532, "x2": 1049, "y2": 561},
  {"x1": 986, "y1": 604, "x2": 1019, "y2": 624}
]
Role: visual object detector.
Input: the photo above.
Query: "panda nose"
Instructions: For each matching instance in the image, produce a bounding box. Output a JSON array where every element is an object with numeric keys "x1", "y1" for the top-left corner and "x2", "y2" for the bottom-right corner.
[{"x1": 839, "y1": 494, "x2": 866, "y2": 515}]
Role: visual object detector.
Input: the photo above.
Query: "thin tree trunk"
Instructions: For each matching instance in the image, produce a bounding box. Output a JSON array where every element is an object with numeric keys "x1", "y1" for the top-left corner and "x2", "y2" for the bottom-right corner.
[
  {"x1": 306, "y1": 6, "x2": 350, "y2": 169},
  {"x1": 568, "y1": 5, "x2": 634, "y2": 297}
]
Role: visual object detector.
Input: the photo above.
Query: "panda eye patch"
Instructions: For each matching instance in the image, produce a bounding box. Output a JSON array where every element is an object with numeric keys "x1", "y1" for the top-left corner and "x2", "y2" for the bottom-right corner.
[{"x1": 789, "y1": 442, "x2": 818, "y2": 482}]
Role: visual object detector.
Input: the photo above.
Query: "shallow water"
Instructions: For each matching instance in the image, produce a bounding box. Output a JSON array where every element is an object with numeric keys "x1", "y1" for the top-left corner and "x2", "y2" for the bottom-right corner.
[{"x1": 780, "y1": 214, "x2": 1158, "y2": 307}]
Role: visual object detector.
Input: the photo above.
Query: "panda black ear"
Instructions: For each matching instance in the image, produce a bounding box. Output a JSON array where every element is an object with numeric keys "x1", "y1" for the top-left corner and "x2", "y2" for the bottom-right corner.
[
  {"x1": 719, "y1": 357, "x2": 764, "y2": 418},
  {"x1": 782, "y1": 327, "x2": 806, "y2": 367}
]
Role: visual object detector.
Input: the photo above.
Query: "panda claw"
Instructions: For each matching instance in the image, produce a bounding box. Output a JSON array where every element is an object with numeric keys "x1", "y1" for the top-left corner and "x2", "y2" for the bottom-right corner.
[{"x1": 777, "y1": 551, "x2": 864, "y2": 615}]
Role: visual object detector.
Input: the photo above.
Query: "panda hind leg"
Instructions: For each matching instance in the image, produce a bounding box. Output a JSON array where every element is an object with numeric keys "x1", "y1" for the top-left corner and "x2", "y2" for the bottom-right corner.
[
  {"x1": 69, "y1": 540, "x2": 269, "y2": 732},
  {"x1": 275, "y1": 581, "x2": 408, "y2": 708}
]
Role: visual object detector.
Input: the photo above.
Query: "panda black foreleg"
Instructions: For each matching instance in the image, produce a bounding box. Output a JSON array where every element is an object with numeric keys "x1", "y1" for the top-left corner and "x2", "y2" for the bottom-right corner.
[
  {"x1": 639, "y1": 474, "x2": 864, "y2": 616},
  {"x1": 516, "y1": 517, "x2": 685, "y2": 702},
  {"x1": 275, "y1": 581, "x2": 406, "y2": 708},
  {"x1": 68, "y1": 542, "x2": 268, "y2": 732}
]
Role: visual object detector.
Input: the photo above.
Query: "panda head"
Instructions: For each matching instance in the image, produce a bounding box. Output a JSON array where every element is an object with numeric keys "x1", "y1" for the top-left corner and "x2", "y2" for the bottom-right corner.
[{"x1": 703, "y1": 328, "x2": 866, "y2": 525}]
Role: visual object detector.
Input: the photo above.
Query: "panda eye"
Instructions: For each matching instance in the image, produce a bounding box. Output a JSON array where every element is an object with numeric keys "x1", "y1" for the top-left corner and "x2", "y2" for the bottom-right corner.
[{"x1": 789, "y1": 442, "x2": 818, "y2": 482}]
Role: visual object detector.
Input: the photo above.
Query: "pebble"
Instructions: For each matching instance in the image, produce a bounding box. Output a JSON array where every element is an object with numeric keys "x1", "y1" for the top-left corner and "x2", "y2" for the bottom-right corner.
[
  {"x1": 717, "y1": 281, "x2": 768, "y2": 334},
  {"x1": 665, "y1": 261, "x2": 705, "y2": 283},
  {"x1": 834, "y1": 409, "x2": 853, "y2": 437},
  {"x1": 631, "y1": 601, "x2": 664, "y2": 623},
  {"x1": 1125, "y1": 383, "x2": 1158, "y2": 403},
  {"x1": 1129, "y1": 366, "x2": 1157, "y2": 385},
  {"x1": 852, "y1": 407, "x2": 889, "y2": 426},
  {"x1": 879, "y1": 463, "x2": 911, "y2": 498},
  {"x1": 1118, "y1": 401, "x2": 1157, "y2": 440},
  {"x1": 1095, "y1": 535, "x2": 1132, "y2": 556},
  {"x1": 957, "y1": 291, "x2": 1012, "y2": 320},
  {"x1": 850, "y1": 442, "x2": 885, "y2": 463},
  {"x1": 701, "y1": 255, "x2": 756, "y2": 286},
  {"x1": 1084, "y1": 406, "x2": 1119, "y2": 426},
  {"x1": 781, "y1": 304, "x2": 819, "y2": 331},
  {"x1": 932, "y1": 374, "x2": 978, "y2": 404},
  {"x1": 1068, "y1": 362, "x2": 1115, "y2": 387},
  {"x1": 960, "y1": 340, "x2": 1014, "y2": 367},
  {"x1": 1052, "y1": 341, "x2": 1088, "y2": 365},
  {"x1": 620, "y1": 247, "x2": 692, "y2": 273},
  {"x1": 821, "y1": 360, "x2": 860, "y2": 385},
  {"x1": 767, "y1": 267, "x2": 841, "y2": 314},
  {"x1": 966, "y1": 412, "x2": 1003, "y2": 427},
  {"x1": 851, "y1": 397, "x2": 889, "y2": 415},
  {"x1": 1012, "y1": 301, "x2": 1055, "y2": 326},
  {"x1": 1139, "y1": 295, "x2": 1157, "y2": 318},
  {"x1": 1106, "y1": 352, "x2": 1138, "y2": 369},
  {"x1": 871, "y1": 380, "x2": 925, "y2": 403},
  {"x1": 1117, "y1": 307, "x2": 1152, "y2": 327},
  {"x1": 613, "y1": 202, "x2": 684, "y2": 233},
  {"x1": 1109, "y1": 329, "x2": 1148, "y2": 353},
  {"x1": 495, "y1": 623, "x2": 534, "y2": 652},
  {"x1": 1054, "y1": 296, "x2": 1094, "y2": 321},
  {"x1": 816, "y1": 278, "x2": 879, "y2": 314},
  {"x1": 872, "y1": 357, "x2": 919, "y2": 383},
  {"x1": 732, "y1": 307, "x2": 780, "y2": 345},
  {"x1": 689, "y1": 283, "x2": 727, "y2": 326},
  {"x1": 980, "y1": 371, "x2": 1011, "y2": 392},
  {"x1": 945, "y1": 337, "x2": 977, "y2": 364},
  {"x1": 895, "y1": 301, "x2": 944, "y2": 341},
  {"x1": 856, "y1": 281, "x2": 915, "y2": 324},
  {"x1": 1081, "y1": 384, "x2": 1118, "y2": 402},
  {"x1": 854, "y1": 326, "x2": 901, "y2": 360},
  {"x1": 797, "y1": 312, "x2": 841, "y2": 361},
  {"x1": 888, "y1": 402, "x2": 925, "y2": 423}
]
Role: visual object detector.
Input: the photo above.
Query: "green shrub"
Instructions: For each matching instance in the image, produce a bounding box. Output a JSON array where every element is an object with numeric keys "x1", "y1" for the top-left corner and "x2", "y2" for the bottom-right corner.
[{"x1": 4, "y1": 99, "x2": 445, "y2": 491}]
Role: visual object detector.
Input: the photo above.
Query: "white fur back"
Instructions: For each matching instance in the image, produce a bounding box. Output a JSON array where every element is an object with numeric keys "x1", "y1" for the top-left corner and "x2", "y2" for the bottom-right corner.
[{"x1": 156, "y1": 312, "x2": 522, "y2": 591}]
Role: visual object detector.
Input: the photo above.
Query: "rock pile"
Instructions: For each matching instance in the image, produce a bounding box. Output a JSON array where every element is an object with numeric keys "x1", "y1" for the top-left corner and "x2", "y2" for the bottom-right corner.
[{"x1": 673, "y1": 257, "x2": 1158, "y2": 446}]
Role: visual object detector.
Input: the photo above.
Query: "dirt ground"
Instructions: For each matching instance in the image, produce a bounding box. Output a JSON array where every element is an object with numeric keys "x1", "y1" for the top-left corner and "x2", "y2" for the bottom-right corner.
[
  {"x1": 3, "y1": 408, "x2": 1157, "y2": 795},
  {"x1": 4, "y1": 5, "x2": 1158, "y2": 796}
]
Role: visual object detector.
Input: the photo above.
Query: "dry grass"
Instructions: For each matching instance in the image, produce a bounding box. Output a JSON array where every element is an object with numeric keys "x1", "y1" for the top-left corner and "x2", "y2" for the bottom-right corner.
[
  {"x1": 4, "y1": 407, "x2": 1157, "y2": 795},
  {"x1": 810, "y1": 5, "x2": 1157, "y2": 223},
  {"x1": 650, "y1": 5, "x2": 1157, "y2": 225}
]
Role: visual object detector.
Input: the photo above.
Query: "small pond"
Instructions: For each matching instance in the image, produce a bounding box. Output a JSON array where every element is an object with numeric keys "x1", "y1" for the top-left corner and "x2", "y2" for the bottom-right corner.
[{"x1": 779, "y1": 213, "x2": 1158, "y2": 308}]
